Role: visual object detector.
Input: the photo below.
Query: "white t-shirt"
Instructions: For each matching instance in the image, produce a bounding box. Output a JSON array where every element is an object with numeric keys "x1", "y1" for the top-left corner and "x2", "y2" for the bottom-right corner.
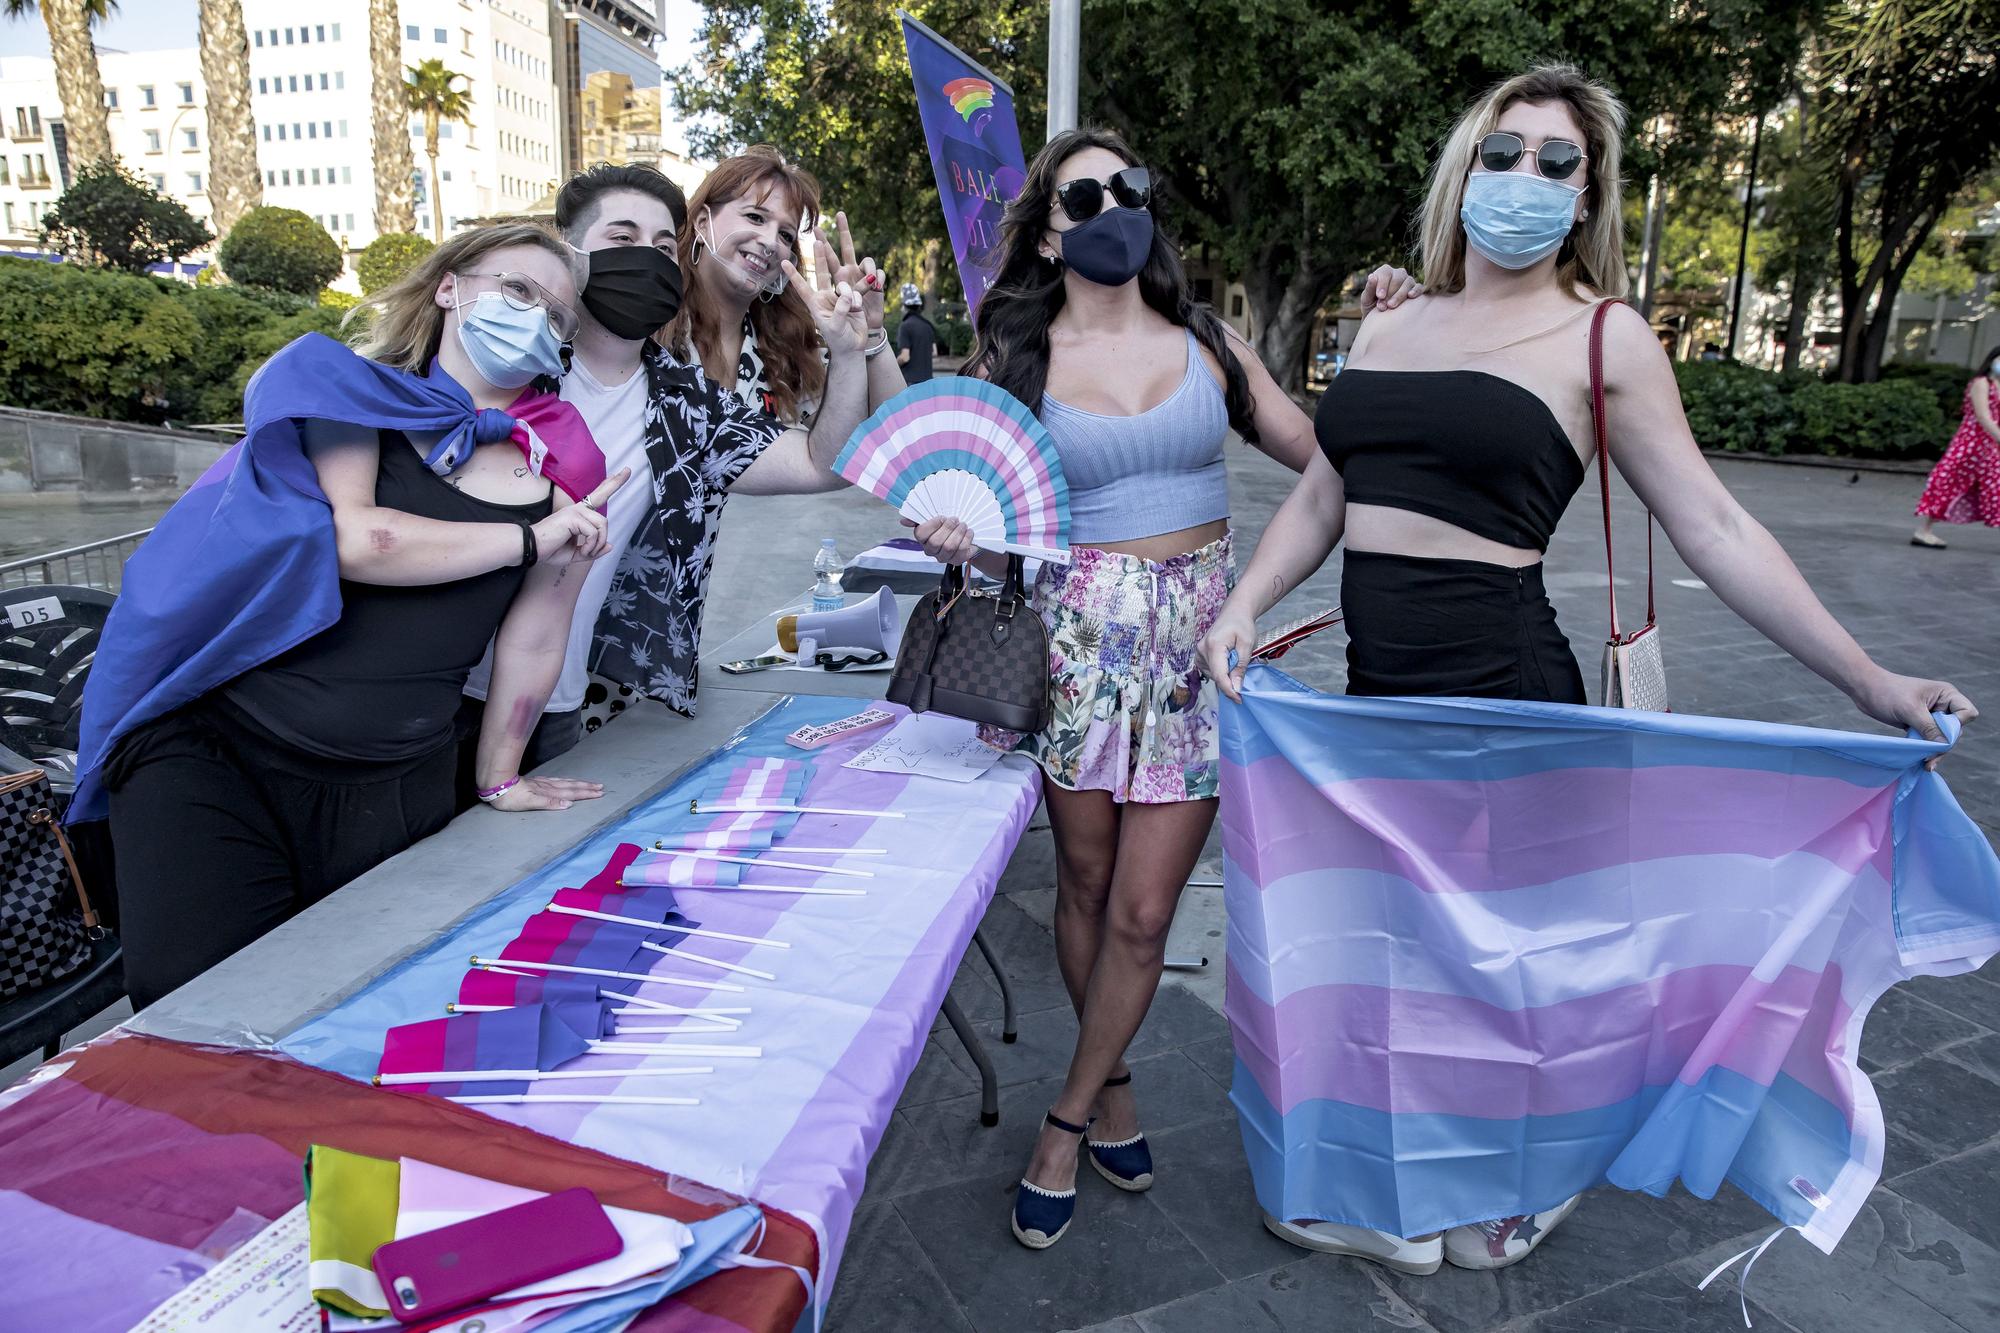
[{"x1": 464, "y1": 357, "x2": 653, "y2": 713}]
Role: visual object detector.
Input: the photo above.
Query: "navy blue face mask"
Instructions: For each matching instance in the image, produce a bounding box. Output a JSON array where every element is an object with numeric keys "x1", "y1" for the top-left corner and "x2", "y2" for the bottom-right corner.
[{"x1": 1059, "y1": 205, "x2": 1154, "y2": 287}]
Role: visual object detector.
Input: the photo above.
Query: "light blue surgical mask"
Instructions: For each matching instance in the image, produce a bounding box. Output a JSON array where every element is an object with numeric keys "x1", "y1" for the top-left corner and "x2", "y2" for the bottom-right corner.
[
  {"x1": 1460, "y1": 171, "x2": 1583, "y2": 271},
  {"x1": 453, "y1": 290, "x2": 566, "y2": 389}
]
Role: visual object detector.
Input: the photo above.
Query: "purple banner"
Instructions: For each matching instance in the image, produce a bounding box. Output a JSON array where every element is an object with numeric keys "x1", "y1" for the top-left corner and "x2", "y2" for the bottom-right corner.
[{"x1": 900, "y1": 13, "x2": 1028, "y2": 317}]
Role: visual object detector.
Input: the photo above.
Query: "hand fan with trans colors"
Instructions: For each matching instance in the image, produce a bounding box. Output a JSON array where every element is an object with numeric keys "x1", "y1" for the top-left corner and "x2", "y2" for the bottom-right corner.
[{"x1": 833, "y1": 377, "x2": 1071, "y2": 564}]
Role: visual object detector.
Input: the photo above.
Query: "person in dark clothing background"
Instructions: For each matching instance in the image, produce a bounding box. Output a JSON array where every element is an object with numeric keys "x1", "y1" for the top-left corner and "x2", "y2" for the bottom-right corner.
[{"x1": 897, "y1": 283, "x2": 945, "y2": 384}]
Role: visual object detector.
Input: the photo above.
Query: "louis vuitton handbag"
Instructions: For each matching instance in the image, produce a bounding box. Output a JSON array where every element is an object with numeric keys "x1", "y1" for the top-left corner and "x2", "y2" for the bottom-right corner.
[
  {"x1": 1590, "y1": 299, "x2": 1669, "y2": 712},
  {"x1": 1, "y1": 764, "x2": 103, "y2": 999},
  {"x1": 887, "y1": 554, "x2": 1051, "y2": 733}
]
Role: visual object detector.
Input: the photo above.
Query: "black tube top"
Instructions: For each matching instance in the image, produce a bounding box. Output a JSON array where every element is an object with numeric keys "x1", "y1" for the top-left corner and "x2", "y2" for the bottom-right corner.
[{"x1": 1315, "y1": 369, "x2": 1586, "y2": 552}]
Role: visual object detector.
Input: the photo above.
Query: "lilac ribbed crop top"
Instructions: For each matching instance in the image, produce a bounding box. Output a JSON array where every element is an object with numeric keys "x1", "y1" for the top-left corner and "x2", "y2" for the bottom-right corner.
[{"x1": 1039, "y1": 330, "x2": 1231, "y2": 544}]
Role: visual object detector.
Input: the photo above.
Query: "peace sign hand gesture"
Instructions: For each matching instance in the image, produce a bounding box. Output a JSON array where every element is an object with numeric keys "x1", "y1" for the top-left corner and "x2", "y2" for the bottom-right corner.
[
  {"x1": 784, "y1": 240, "x2": 870, "y2": 357},
  {"x1": 818, "y1": 210, "x2": 887, "y2": 332}
]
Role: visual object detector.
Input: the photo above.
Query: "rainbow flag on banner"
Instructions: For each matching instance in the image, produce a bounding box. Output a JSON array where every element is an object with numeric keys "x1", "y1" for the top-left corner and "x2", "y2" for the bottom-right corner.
[{"x1": 1220, "y1": 664, "x2": 2000, "y2": 1253}]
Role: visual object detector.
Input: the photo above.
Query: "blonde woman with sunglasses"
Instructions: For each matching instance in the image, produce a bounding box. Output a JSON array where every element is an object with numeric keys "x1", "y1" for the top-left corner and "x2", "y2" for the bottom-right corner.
[{"x1": 1202, "y1": 64, "x2": 1974, "y2": 1275}]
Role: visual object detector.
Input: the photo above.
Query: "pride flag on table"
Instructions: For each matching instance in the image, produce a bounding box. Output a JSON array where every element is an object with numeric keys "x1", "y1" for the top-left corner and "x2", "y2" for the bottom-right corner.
[
  {"x1": 1220, "y1": 664, "x2": 2000, "y2": 1253},
  {"x1": 378, "y1": 1003, "x2": 595, "y2": 1097}
]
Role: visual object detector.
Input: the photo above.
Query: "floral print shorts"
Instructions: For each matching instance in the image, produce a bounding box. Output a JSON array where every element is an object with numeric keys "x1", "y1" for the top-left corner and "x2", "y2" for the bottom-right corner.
[{"x1": 985, "y1": 534, "x2": 1233, "y2": 804}]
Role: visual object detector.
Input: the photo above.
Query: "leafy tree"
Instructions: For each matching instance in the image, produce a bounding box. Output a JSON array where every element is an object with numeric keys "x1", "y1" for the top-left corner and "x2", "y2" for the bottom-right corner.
[
  {"x1": 673, "y1": 0, "x2": 1047, "y2": 308},
  {"x1": 38, "y1": 159, "x2": 213, "y2": 272},
  {"x1": 0, "y1": 255, "x2": 201, "y2": 419},
  {"x1": 218, "y1": 206, "x2": 344, "y2": 294},
  {"x1": 406, "y1": 60, "x2": 474, "y2": 241},
  {"x1": 357, "y1": 231, "x2": 435, "y2": 294},
  {"x1": 675, "y1": 0, "x2": 1821, "y2": 389},
  {"x1": 1815, "y1": 0, "x2": 2000, "y2": 381}
]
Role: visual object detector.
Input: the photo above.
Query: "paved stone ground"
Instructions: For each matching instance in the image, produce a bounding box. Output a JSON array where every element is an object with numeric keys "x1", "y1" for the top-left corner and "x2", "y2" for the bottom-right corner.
[{"x1": 715, "y1": 447, "x2": 2000, "y2": 1333}]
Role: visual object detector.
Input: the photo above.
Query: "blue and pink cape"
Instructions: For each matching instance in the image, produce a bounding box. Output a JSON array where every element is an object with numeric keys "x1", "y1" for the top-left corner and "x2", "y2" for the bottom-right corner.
[{"x1": 70, "y1": 333, "x2": 602, "y2": 819}]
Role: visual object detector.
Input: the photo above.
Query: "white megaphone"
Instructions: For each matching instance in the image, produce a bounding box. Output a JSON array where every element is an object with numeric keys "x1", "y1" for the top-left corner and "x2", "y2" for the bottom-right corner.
[{"x1": 776, "y1": 585, "x2": 901, "y2": 662}]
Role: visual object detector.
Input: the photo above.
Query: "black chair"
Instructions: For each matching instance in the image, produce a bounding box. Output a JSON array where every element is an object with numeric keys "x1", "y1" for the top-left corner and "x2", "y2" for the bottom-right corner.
[
  {"x1": 0, "y1": 584, "x2": 115, "y2": 789},
  {"x1": 0, "y1": 591, "x2": 127, "y2": 1068}
]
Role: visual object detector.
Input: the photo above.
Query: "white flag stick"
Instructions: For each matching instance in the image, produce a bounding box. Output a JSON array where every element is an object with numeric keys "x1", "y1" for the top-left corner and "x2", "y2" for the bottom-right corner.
[
  {"x1": 450, "y1": 1093, "x2": 698, "y2": 1107},
  {"x1": 547, "y1": 902, "x2": 789, "y2": 950},
  {"x1": 587, "y1": 1040, "x2": 762, "y2": 1058},
  {"x1": 374, "y1": 1066, "x2": 711, "y2": 1086},
  {"x1": 642, "y1": 849, "x2": 874, "y2": 880},
  {"x1": 638, "y1": 940, "x2": 777, "y2": 981},
  {"x1": 690, "y1": 800, "x2": 904, "y2": 819},
  {"x1": 606, "y1": 993, "x2": 750, "y2": 1017},
  {"x1": 615, "y1": 1022, "x2": 743, "y2": 1035},
  {"x1": 445, "y1": 1001, "x2": 743, "y2": 1030},
  {"x1": 467, "y1": 956, "x2": 744, "y2": 993},
  {"x1": 618, "y1": 878, "x2": 865, "y2": 898},
  {"x1": 652, "y1": 842, "x2": 887, "y2": 856}
]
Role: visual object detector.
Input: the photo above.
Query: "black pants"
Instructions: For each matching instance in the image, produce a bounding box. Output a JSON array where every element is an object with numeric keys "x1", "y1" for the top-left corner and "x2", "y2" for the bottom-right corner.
[
  {"x1": 1341, "y1": 549, "x2": 1587, "y2": 704},
  {"x1": 107, "y1": 702, "x2": 456, "y2": 1008},
  {"x1": 450, "y1": 697, "x2": 585, "y2": 813}
]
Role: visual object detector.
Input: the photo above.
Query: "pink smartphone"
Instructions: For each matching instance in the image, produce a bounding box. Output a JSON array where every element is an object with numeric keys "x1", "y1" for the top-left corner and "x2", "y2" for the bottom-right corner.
[{"x1": 371, "y1": 1187, "x2": 623, "y2": 1320}]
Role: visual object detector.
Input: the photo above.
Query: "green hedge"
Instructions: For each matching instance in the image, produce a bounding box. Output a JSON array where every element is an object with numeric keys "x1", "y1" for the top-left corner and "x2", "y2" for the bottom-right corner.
[
  {"x1": 1673, "y1": 360, "x2": 1953, "y2": 461},
  {"x1": 0, "y1": 256, "x2": 353, "y2": 423}
]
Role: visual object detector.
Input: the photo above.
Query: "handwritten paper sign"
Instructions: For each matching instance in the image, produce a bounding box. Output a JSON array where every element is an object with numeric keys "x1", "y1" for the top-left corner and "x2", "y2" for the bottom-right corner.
[{"x1": 843, "y1": 712, "x2": 1008, "y2": 784}]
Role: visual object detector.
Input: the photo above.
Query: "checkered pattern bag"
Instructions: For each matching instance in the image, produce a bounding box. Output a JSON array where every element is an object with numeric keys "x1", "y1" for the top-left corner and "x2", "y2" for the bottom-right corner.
[
  {"x1": 889, "y1": 555, "x2": 1050, "y2": 734},
  {"x1": 0, "y1": 766, "x2": 99, "y2": 1000}
]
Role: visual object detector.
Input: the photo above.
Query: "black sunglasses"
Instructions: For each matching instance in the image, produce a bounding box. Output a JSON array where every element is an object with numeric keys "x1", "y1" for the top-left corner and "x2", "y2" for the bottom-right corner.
[
  {"x1": 1053, "y1": 166, "x2": 1152, "y2": 223},
  {"x1": 1476, "y1": 132, "x2": 1587, "y2": 182}
]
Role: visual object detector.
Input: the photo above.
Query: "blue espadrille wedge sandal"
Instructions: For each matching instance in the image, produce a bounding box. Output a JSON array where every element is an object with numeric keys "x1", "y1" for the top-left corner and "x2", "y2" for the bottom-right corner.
[
  {"x1": 1085, "y1": 1072, "x2": 1154, "y2": 1191},
  {"x1": 1011, "y1": 1110, "x2": 1088, "y2": 1249}
]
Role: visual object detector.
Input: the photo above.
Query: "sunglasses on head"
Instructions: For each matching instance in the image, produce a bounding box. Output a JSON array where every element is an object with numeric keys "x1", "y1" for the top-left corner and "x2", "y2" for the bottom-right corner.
[
  {"x1": 1476, "y1": 132, "x2": 1587, "y2": 182},
  {"x1": 1053, "y1": 166, "x2": 1152, "y2": 223}
]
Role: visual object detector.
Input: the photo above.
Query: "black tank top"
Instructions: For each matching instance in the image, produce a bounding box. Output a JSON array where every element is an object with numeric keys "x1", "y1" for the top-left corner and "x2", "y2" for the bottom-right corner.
[
  {"x1": 1315, "y1": 369, "x2": 1585, "y2": 552},
  {"x1": 222, "y1": 431, "x2": 552, "y2": 763}
]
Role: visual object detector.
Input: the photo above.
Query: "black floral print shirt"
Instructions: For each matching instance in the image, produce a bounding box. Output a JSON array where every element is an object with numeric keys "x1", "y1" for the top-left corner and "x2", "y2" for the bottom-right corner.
[{"x1": 587, "y1": 341, "x2": 785, "y2": 715}]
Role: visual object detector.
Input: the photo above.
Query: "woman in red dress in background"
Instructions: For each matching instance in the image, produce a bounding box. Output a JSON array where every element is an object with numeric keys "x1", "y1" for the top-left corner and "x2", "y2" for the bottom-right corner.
[{"x1": 1912, "y1": 346, "x2": 2000, "y2": 548}]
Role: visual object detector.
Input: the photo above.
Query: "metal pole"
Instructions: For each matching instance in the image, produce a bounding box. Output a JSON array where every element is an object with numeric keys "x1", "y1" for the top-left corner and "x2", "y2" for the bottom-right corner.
[
  {"x1": 1726, "y1": 111, "x2": 1764, "y2": 360},
  {"x1": 1047, "y1": 0, "x2": 1080, "y2": 139},
  {"x1": 1637, "y1": 172, "x2": 1664, "y2": 319}
]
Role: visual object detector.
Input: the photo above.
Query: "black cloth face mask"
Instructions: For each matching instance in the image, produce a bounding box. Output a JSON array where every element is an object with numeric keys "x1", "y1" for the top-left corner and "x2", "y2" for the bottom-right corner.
[
  {"x1": 1059, "y1": 206, "x2": 1154, "y2": 287},
  {"x1": 581, "y1": 244, "x2": 685, "y2": 341}
]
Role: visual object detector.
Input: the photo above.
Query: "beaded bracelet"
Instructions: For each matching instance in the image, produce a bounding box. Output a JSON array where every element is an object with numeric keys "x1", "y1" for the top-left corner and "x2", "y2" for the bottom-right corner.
[{"x1": 477, "y1": 775, "x2": 521, "y2": 803}]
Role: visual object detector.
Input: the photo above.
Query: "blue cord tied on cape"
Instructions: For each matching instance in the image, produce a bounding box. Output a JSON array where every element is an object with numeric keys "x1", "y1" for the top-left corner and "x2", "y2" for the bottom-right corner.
[{"x1": 68, "y1": 332, "x2": 604, "y2": 820}]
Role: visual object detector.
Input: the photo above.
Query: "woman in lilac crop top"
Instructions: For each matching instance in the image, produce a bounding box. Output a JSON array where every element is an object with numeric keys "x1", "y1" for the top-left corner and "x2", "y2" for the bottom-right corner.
[{"x1": 959, "y1": 125, "x2": 1421, "y2": 1252}]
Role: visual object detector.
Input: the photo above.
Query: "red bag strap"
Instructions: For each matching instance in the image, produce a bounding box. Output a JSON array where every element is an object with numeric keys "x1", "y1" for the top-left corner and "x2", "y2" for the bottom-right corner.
[{"x1": 1589, "y1": 299, "x2": 1655, "y2": 641}]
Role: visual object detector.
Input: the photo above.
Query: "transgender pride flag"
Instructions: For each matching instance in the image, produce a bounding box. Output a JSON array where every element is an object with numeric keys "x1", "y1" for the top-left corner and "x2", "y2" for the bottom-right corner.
[{"x1": 1220, "y1": 664, "x2": 2000, "y2": 1253}]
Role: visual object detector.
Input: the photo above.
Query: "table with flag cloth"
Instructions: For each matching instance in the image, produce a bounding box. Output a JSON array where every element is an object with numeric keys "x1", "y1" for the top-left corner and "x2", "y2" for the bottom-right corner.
[
  {"x1": 1221, "y1": 663, "x2": 2000, "y2": 1257},
  {"x1": 0, "y1": 693, "x2": 1041, "y2": 1328},
  {"x1": 276, "y1": 694, "x2": 1040, "y2": 1315}
]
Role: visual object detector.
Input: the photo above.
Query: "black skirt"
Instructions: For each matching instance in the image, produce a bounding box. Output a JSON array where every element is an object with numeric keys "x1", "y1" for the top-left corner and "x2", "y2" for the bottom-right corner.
[{"x1": 1340, "y1": 549, "x2": 1587, "y2": 705}]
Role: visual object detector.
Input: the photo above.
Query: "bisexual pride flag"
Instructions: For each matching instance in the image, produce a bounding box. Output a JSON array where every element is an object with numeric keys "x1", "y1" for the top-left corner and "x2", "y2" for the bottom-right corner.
[
  {"x1": 1221, "y1": 665, "x2": 2000, "y2": 1253},
  {"x1": 378, "y1": 1003, "x2": 596, "y2": 1096}
]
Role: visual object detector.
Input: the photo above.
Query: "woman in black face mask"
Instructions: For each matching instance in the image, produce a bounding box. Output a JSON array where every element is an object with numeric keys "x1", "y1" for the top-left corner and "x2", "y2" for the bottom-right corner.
[{"x1": 963, "y1": 126, "x2": 1421, "y2": 1251}]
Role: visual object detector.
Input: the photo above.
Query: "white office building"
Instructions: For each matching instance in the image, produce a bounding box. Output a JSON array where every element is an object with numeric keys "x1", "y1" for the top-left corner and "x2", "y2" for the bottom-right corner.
[
  {"x1": 0, "y1": 49, "x2": 213, "y2": 253},
  {"x1": 241, "y1": 1, "x2": 562, "y2": 249}
]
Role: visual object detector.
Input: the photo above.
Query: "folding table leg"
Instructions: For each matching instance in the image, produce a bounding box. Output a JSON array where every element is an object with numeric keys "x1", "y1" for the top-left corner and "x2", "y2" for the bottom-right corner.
[
  {"x1": 971, "y1": 927, "x2": 1017, "y2": 1044},
  {"x1": 941, "y1": 992, "x2": 999, "y2": 1127}
]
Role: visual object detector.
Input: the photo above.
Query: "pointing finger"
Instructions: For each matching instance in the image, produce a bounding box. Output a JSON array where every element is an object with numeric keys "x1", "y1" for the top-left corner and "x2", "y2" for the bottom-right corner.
[
  {"x1": 584, "y1": 467, "x2": 632, "y2": 511},
  {"x1": 837, "y1": 210, "x2": 857, "y2": 268}
]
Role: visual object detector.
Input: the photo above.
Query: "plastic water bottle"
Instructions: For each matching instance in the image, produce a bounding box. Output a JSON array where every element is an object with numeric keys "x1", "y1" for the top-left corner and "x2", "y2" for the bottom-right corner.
[{"x1": 811, "y1": 538, "x2": 844, "y2": 612}]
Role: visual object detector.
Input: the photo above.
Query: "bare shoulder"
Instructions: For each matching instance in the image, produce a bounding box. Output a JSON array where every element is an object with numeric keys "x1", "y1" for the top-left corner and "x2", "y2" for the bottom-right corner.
[
  {"x1": 1595, "y1": 298, "x2": 1673, "y2": 381},
  {"x1": 1347, "y1": 298, "x2": 1419, "y2": 360}
]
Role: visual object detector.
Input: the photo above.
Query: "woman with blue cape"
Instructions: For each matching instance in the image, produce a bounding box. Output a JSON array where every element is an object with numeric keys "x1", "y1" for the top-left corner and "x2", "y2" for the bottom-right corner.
[{"x1": 76, "y1": 222, "x2": 628, "y2": 1008}]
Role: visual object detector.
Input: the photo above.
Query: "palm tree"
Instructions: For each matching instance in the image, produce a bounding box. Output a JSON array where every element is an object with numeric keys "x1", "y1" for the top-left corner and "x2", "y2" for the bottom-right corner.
[
  {"x1": 196, "y1": 0, "x2": 259, "y2": 235},
  {"x1": 405, "y1": 59, "x2": 473, "y2": 242},
  {"x1": 3, "y1": 0, "x2": 115, "y2": 171},
  {"x1": 367, "y1": 0, "x2": 415, "y2": 234}
]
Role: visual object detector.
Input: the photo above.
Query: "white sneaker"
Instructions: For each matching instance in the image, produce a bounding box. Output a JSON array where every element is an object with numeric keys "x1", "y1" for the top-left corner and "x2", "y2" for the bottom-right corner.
[
  {"x1": 1443, "y1": 1194, "x2": 1581, "y2": 1270},
  {"x1": 1261, "y1": 1212, "x2": 1443, "y2": 1274}
]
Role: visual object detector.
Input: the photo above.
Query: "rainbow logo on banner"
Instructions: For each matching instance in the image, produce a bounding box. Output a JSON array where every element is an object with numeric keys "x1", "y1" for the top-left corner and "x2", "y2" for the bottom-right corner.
[{"x1": 942, "y1": 77, "x2": 995, "y2": 120}]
